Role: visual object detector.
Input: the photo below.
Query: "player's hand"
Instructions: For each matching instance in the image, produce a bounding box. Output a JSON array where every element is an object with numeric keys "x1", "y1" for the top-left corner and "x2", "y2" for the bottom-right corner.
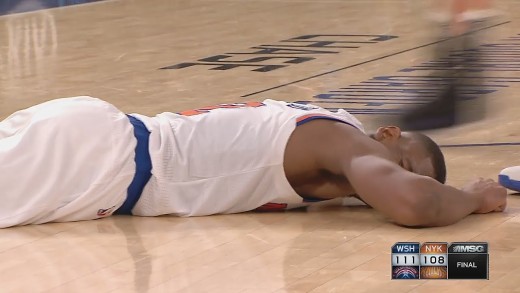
[{"x1": 461, "y1": 178, "x2": 507, "y2": 213}]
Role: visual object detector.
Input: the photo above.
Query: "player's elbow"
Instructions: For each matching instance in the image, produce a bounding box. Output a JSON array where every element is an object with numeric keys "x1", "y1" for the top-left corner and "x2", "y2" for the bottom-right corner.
[
  {"x1": 391, "y1": 192, "x2": 440, "y2": 228},
  {"x1": 392, "y1": 210, "x2": 431, "y2": 227}
]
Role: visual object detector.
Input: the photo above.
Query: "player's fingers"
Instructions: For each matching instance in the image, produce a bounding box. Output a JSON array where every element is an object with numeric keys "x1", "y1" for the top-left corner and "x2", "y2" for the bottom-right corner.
[{"x1": 495, "y1": 185, "x2": 507, "y2": 195}]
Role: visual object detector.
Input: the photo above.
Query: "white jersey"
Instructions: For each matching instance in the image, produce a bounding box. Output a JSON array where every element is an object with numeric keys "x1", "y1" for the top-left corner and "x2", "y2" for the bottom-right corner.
[{"x1": 131, "y1": 99, "x2": 365, "y2": 217}]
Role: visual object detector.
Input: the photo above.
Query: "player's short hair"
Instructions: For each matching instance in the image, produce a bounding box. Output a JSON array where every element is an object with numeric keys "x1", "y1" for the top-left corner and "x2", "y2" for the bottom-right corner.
[{"x1": 412, "y1": 133, "x2": 447, "y2": 184}]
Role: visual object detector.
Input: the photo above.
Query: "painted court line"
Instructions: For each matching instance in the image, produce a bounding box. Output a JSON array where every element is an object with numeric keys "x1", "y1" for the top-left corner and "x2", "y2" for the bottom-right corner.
[
  {"x1": 440, "y1": 142, "x2": 520, "y2": 148},
  {"x1": 242, "y1": 21, "x2": 511, "y2": 97}
]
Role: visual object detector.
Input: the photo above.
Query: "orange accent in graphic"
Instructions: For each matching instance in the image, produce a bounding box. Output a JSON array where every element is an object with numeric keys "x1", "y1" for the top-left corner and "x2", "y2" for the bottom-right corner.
[
  {"x1": 420, "y1": 243, "x2": 448, "y2": 254},
  {"x1": 179, "y1": 101, "x2": 265, "y2": 116},
  {"x1": 420, "y1": 266, "x2": 448, "y2": 279}
]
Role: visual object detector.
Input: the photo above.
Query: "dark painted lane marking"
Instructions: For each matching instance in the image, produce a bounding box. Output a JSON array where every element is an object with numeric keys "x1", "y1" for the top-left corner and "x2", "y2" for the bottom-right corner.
[
  {"x1": 162, "y1": 34, "x2": 397, "y2": 73},
  {"x1": 440, "y1": 142, "x2": 520, "y2": 148},
  {"x1": 242, "y1": 21, "x2": 511, "y2": 97}
]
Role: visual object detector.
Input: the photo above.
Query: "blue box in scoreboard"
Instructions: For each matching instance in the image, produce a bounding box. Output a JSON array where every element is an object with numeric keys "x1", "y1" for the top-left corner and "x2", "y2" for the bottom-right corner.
[
  {"x1": 391, "y1": 242, "x2": 420, "y2": 254},
  {"x1": 391, "y1": 242, "x2": 420, "y2": 279}
]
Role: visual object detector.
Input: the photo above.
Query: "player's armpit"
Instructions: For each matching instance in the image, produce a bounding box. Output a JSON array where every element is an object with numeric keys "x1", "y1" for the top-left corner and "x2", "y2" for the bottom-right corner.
[{"x1": 342, "y1": 195, "x2": 370, "y2": 207}]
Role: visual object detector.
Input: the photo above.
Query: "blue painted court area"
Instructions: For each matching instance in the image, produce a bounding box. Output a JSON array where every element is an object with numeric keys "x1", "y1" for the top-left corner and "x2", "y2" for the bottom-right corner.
[{"x1": 0, "y1": 0, "x2": 105, "y2": 16}]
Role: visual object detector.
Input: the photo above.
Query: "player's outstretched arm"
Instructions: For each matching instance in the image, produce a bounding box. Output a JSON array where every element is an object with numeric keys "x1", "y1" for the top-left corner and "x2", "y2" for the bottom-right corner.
[
  {"x1": 342, "y1": 156, "x2": 507, "y2": 227},
  {"x1": 300, "y1": 120, "x2": 506, "y2": 227}
]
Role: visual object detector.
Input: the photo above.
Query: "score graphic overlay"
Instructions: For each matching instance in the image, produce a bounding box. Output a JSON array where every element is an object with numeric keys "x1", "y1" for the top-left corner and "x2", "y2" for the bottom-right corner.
[{"x1": 391, "y1": 242, "x2": 488, "y2": 280}]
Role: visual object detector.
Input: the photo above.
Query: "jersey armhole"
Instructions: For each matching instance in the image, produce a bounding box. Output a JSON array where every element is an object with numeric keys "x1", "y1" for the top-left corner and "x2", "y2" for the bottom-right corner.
[{"x1": 296, "y1": 114, "x2": 359, "y2": 129}]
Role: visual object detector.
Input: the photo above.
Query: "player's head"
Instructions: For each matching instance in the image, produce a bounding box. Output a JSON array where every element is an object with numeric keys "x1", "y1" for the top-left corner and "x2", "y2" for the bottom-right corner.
[{"x1": 372, "y1": 126, "x2": 446, "y2": 183}]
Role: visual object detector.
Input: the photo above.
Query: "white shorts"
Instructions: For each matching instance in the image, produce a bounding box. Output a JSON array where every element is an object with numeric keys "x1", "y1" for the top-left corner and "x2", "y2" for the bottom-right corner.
[{"x1": 0, "y1": 96, "x2": 136, "y2": 227}]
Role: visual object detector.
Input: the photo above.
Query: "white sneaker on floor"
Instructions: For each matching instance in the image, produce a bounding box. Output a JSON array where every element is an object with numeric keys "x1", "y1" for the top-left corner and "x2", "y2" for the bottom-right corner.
[{"x1": 499, "y1": 166, "x2": 520, "y2": 192}]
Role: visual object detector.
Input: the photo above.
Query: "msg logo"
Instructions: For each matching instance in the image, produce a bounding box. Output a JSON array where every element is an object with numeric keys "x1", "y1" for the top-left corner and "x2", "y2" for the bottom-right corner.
[{"x1": 452, "y1": 245, "x2": 485, "y2": 253}]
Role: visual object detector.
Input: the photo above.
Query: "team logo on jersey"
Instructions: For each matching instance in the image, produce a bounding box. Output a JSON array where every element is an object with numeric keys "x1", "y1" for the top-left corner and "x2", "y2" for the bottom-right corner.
[
  {"x1": 286, "y1": 102, "x2": 320, "y2": 111},
  {"x1": 97, "y1": 205, "x2": 117, "y2": 217}
]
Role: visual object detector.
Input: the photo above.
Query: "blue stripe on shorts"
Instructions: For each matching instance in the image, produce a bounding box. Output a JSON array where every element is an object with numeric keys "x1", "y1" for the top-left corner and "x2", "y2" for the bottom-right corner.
[{"x1": 115, "y1": 115, "x2": 152, "y2": 215}]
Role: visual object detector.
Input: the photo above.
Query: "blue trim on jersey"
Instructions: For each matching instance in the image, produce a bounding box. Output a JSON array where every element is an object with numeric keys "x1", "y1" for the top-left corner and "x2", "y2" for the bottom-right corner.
[
  {"x1": 115, "y1": 115, "x2": 152, "y2": 215},
  {"x1": 302, "y1": 195, "x2": 329, "y2": 203},
  {"x1": 296, "y1": 115, "x2": 356, "y2": 128}
]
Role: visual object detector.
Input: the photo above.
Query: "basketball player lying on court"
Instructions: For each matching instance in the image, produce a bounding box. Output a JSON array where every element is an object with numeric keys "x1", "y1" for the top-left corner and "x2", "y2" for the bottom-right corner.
[{"x1": 0, "y1": 96, "x2": 506, "y2": 228}]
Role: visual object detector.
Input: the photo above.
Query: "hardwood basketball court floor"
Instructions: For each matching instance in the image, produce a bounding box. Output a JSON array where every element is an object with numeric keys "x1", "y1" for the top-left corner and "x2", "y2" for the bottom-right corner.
[{"x1": 1, "y1": 0, "x2": 520, "y2": 292}]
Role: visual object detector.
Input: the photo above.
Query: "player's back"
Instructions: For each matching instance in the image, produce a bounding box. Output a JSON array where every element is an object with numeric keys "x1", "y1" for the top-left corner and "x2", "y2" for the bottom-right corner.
[{"x1": 131, "y1": 99, "x2": 364, "y2": 217}]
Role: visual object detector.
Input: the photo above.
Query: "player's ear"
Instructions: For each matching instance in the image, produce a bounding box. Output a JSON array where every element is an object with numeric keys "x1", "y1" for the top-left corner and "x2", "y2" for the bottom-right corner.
[{"x1": 374, "y1": 126, "x2": 402, "y2": 142}]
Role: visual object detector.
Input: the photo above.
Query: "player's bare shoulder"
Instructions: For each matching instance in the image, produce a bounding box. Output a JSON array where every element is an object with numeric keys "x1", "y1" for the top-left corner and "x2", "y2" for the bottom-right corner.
[{"x1": 284, "y1": 119, "x2": 391, "y2": 177}]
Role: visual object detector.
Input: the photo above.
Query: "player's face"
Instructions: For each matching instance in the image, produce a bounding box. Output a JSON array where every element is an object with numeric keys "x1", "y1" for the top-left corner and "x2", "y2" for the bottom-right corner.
[
  {"x1": 372, "y1": 126, "x2": 435, "y2": 178},
  {"x1": 398, "y1": 134, "x2": 435, "y2": 178}
]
